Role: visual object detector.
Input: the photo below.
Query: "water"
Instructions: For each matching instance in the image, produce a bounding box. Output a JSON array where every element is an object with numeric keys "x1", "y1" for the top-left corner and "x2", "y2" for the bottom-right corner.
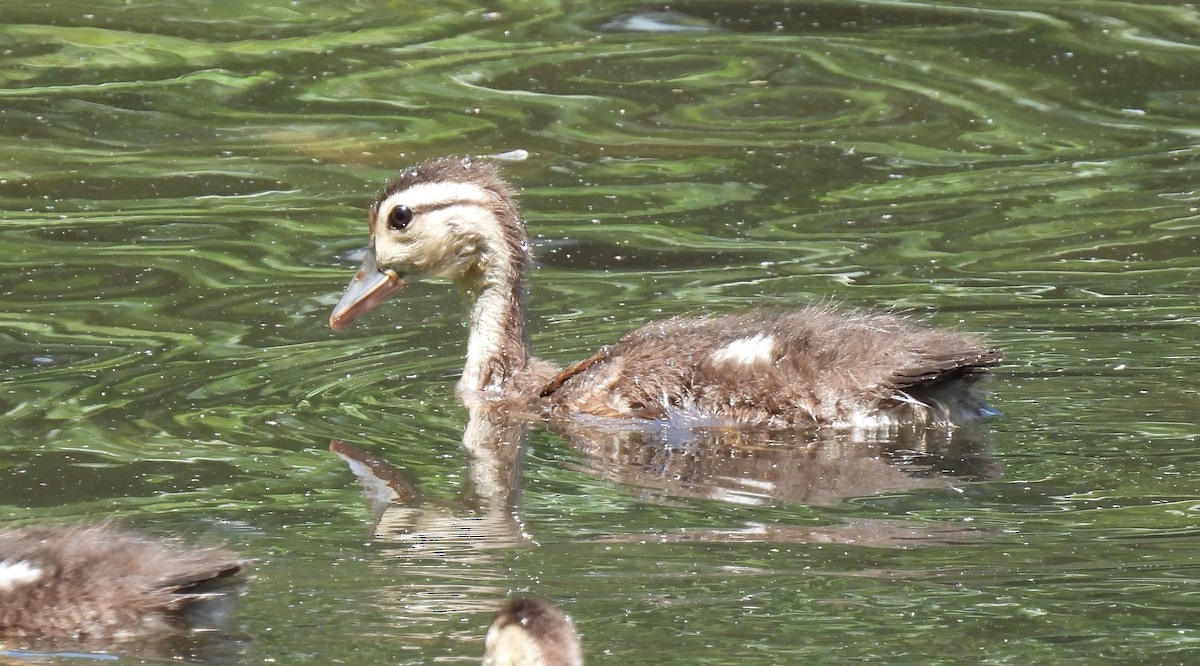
[{"x1": 2, "y1": 0, "x2": 1199, "y2": 663}]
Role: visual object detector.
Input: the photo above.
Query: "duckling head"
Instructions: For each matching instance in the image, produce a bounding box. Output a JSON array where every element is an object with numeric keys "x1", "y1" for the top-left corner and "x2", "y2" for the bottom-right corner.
[
  {"x1": 484, "y1": 596, "x2": 583, "y2": 666},
  {"x1": 330, "y1": 157, "x2": 523, "y2": 330}
]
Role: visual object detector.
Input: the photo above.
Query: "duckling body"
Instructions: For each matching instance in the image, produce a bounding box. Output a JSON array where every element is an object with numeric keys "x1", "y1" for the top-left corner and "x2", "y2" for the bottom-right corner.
[
  {"x1": 485, "y1": 596, "x2": 583, "y2": 666},
  {"x1": 541, "y1": 307, "x2": 997, "y2": 428},
  {"x1": 0, "y1": 523, "x2": 248, "y2": 640},
  {"x1": 330, "y1": 157, "x2": 1000, "y2": 428}
]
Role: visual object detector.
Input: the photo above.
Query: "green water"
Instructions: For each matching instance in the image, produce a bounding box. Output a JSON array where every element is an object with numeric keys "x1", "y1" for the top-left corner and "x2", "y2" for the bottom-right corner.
[{"x1": 2, "y1": 0, "x2": 1199, "y2": 663}]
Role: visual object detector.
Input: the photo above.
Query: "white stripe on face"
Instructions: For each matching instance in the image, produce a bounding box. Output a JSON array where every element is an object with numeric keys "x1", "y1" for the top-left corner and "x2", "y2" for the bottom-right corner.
[{"x1": 376, "y1": 181, "x2": 496, "y2": 221}]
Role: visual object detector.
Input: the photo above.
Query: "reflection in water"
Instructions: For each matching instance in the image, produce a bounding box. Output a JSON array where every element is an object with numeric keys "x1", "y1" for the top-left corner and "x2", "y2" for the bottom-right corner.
[
  {"x1": 331, "y1": 406, "x2": 999, "y2": 619},
  {"x1": 0, "y1": 633, "x2": 249, "y2": 665},
  {"x1": 555, "y1": 420, "x2": 1001, "y2": 507},
  {"x1": 594, "y1": 519, "x2": 982, "y2": 550},
  {"x1": 330, "y1": 405, "x2": 534, "y2": 618}
]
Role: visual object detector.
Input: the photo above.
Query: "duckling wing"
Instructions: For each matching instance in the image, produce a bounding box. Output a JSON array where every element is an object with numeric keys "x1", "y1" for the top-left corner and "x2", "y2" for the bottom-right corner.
[
  {"x1": 539, "y1": 346, "x2": 612, "y2": 399},
  {"x1": 155, "y1": 551, "x2": 249, "y2": 595},
  {"x1": 886, "y1": 348, "x2": 1003, "y2": 390}
]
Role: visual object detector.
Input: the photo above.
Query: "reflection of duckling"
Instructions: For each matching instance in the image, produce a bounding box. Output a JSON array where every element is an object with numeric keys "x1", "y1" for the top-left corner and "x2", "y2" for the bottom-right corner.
[
  {"x1": 0, "y1": 523, "x2": 248, "y2": 639},
  {"x1": 330, "y1": 157, "x2": 1001, "y2": 429},
  {"x1": 485, "y1": 597, "x2": 583, "y2": 666}
]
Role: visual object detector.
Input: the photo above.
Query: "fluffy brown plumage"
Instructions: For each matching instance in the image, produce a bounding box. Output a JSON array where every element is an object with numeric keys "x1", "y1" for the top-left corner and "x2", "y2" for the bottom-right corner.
[
  {"x1": 540, "y1": 307, "x2": 998, "y2": 427},
  {"x1": 484, "y1": 596, "x2": 583, "y2": 666},
  {"x1": 330, "y1": 157, "x2": 1001, "y2": 429},
  {"x1": 0, "y1": 523, "x2": 248, "y2": 640}
]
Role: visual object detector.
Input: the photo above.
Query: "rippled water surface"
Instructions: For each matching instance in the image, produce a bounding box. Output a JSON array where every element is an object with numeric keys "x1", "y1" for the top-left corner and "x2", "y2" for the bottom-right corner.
[{"x1": 2, "y1": 1, "x2": 1199, "y2": 663}]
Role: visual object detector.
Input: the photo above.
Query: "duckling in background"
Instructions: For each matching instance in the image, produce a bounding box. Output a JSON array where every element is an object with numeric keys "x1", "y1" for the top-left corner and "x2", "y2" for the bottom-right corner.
[
  {"x1": 330, "y1": 157, "x2": 1001, "y2": 430},
  {"x1": 0, "y1": 523, "x2": 248, "y2": 640},
  {"x1": 485, "y1": 597, "x2": 583, "y2": 666}
]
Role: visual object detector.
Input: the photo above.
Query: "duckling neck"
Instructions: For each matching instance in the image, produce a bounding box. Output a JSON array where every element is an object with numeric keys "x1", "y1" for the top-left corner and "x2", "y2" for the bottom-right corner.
[{"x1": 457, "y1": 253, "x2": 535, "y2": 397}]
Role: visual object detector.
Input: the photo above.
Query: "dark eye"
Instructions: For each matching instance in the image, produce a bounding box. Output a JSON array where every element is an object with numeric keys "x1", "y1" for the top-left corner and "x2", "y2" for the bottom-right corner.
[{"x1": 388, "y1": 205, "x2": 413, "y2": 231}]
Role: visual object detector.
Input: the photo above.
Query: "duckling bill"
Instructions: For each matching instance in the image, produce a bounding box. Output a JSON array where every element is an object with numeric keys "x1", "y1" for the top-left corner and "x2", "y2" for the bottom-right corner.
[
  {"x1": 330, "y1": 157, "x2": 1002, "y2": 429},
  {"x1": 329, "y1": 239, "x2": 403, "y2": 330}
]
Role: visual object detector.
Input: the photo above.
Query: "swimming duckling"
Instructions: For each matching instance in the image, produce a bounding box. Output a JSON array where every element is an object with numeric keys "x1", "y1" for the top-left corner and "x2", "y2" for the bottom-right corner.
[
  {"x1": 484, "y1": 596, "x2": 583, "y2": 666},
  {"x1": 0, "y1": 523, "x2": 248, "y2": 640},
  {"x1": 330, "y1": 157, "x2": 1001, "y2": 429}
]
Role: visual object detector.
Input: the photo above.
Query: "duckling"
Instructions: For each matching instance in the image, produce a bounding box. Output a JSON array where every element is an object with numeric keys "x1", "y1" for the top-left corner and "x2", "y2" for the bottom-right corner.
[
  {"x1": 0, "y1": 523, "x2": 248, "y2": 640},
  {"x1": 484, "y1": 596, "x2": 583, "y2": 666},
  {"x1": 330, "y1": 157, "x2": 1001, "y2": 429}
]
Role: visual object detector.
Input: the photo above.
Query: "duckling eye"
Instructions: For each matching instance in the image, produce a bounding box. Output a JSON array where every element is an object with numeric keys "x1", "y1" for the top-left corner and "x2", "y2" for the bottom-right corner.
[{"x1": 388, "y1": 205, "x2": 413, "y2": 231}]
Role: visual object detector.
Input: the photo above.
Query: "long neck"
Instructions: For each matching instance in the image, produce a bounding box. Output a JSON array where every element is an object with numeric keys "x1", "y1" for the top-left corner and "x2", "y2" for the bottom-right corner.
[{"x1": 456, "y1": 219, "x2": 534, "y2": 396}]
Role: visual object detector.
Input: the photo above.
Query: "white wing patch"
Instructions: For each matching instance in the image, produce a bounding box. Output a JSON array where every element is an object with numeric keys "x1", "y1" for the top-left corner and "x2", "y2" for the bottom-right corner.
[
  {"x1": 0, "y1": 560, "x2": 44, "y2": 590},
  {"x1": 710, "y1": 333, "x2": 776, "y2": 366}
]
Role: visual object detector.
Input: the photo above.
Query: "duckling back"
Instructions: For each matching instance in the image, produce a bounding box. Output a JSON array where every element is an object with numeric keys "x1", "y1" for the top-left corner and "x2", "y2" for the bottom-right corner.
[{"x1": 0, "y1": 523, "x2": 248, "y2": 639}]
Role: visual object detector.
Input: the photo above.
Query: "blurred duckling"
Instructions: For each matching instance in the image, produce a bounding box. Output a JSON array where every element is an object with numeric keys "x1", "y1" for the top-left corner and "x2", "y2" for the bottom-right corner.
[
  {"x1": 0, "y1": 522, "x2": 248, "y2": 640},
  {"x1": 485, "y1": 596, "x2": 583, "y2": 666}
]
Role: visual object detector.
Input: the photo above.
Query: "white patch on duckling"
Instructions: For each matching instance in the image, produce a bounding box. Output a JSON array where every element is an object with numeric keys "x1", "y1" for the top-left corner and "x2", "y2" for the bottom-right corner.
[
  {"x1": 710, "y1": 333, "x2": 776, "y2": 366},
  {"x1": 0, "y1": 560, "x2": 44, "y2": 590}
]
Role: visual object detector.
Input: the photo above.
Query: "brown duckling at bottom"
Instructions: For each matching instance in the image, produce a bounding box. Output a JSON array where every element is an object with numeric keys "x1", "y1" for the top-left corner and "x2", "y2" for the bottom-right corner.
[
  {"x1": 0, "y1": 523, "x2": 249, "y2": 640},
  {"x1": 485, "y1": 596, "x2": 583, "y2": 666}
]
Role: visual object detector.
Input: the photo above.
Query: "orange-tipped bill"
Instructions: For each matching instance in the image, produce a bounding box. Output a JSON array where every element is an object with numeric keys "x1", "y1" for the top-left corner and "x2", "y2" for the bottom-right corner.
[{"x1": 329, "y1": 250, "x2": 404, "y2": 330}]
